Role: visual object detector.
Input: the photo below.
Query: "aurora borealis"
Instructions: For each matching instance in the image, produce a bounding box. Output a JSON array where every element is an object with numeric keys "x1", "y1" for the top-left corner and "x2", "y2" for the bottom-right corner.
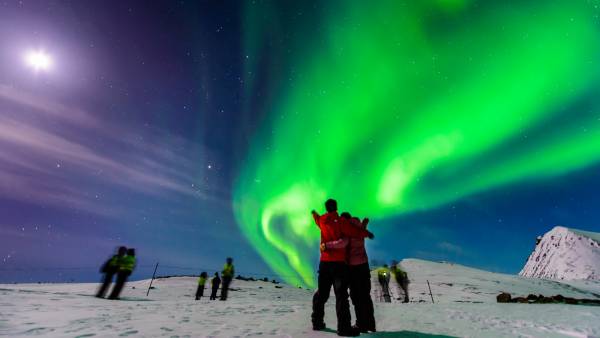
[
  {"x1": 1, "y1": 1, "x2": 600, "y2": 285},
  {"x1": 234, "y1": 0, "x2": 600, "y2": 287}
]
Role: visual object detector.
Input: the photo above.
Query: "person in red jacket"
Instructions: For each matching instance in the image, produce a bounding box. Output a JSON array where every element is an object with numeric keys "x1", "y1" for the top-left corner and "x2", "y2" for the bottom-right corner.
[
  {"x1": 311, "y1": 199, "x2": 374, "y2": 337},
  {"x1": 323, "y1": 213, "x2": 376, "y2": 333}
]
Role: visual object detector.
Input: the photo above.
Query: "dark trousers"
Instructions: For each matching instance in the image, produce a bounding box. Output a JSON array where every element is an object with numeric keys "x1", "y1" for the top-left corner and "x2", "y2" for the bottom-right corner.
[
  {"x1": 195, "y1": 285, "x2": 205, "y2": 300},
  {"x1": 311, "y1": 261, "x2": 352, "y2": 331},
  {"x1": 108, "y1": 271, "x2": 131, "y2": 299},
  {"x1": 220, "y1": 277, "x2": 232, "y2": 300},
  {"x1": 378, "y1": 276, "x2": 391, "y2": 303},
  {"x1": 378, "y1": 276, "x2": 392, "y2": 303},
  {"x1": 349, "y1": 263, "x2": 375, "y2": 330},
  {"x1": 96, "y1": 271, "x2": 115, "y2": 298},
  {"x1": 210, "y1": 286, "x2": 219, "y2": 300},
  {"x1": 396, "y1": 277, "x2": 409, "y2": 302}
]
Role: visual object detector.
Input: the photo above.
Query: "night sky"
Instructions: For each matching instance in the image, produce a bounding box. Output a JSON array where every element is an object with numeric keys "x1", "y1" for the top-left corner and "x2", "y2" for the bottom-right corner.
[{"x1": 1, "y1": 0, "x2": 599, "y2": 286}]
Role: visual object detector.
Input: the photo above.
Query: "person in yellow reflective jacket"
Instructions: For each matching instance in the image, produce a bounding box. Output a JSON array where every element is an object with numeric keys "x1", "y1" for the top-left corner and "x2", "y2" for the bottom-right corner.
[
  {"x1": 220, "y1": 257, "x2": 235, "y2": 301},
  {"x1": 108, "y1": 248, "x2": 136, "y2": 300},
  {"x1": 96, "y1": 246, "x2": 126, "y2": 298},
  {"x1": 376, "y1": 265, "x2": 390, "y2": 283},
  {"x1": 390, "y1": 261, "x2": 409, "y2": 303},
  {"x1": 196, "y1": 271, "x2": 208, "y2": 300}
]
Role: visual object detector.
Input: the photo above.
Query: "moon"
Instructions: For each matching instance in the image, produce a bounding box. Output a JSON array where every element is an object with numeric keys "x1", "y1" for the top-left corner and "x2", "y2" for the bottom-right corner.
[{"x1": 24, "y1": 50, "x2": 53, "y2": 72}]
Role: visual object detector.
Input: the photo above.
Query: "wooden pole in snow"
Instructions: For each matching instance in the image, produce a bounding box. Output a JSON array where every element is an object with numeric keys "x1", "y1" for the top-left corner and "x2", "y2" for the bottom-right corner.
[
  {"x1": 427, "y1": 280, "x2": 434, "y2": 303},
  {"x1": 146, "y1": 262, "x2": 159, "y2": 296}
]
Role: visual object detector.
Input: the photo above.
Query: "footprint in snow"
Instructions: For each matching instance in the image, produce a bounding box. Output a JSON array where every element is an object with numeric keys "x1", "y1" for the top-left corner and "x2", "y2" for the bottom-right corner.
[
  {"x1": 119, "y1": 330, "x2": 138, "y2": 336},
  {"x1": 23, "y1": 327, "x2": 54, "y2": 334}
]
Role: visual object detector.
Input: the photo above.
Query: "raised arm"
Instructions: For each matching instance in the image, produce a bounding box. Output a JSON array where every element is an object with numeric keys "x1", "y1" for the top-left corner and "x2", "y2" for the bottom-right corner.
[
  {"x1": 340, "y1": 218, "x2": 374, "y2": 239},
  {"x1": 340, "y1": 219, "x2": 368, "y2": 238},
  {"x1": 311, "y1": 210, "x2": 320, "y2": 227}
]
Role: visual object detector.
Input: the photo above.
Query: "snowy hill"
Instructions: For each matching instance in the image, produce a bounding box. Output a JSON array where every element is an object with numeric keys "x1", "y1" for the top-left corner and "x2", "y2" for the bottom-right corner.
[
  {"x1": 1, "y1": 260, "x2": 600, "y2": 337},
  {"x1": 386, "y1": 259, "x2": 600, "y2": 304},
  {"x1": 520, "y1": 226, "x2": 600, "y2": 281}
]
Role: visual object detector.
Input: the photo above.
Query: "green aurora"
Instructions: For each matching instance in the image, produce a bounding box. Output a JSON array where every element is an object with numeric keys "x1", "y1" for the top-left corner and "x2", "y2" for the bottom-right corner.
[{"x1": 234, "y1": 0, "x2": 600, "y2": 288}]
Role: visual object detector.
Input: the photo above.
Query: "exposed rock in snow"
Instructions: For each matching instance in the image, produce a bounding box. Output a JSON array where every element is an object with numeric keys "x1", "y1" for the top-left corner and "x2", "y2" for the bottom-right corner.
[{"x1": 520, "y1": 226, "x2": 600, "y2": 281}]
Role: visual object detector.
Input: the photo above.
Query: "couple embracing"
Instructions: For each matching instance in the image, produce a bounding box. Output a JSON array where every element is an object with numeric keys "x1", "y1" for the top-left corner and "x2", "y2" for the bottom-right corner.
[{"x1": 311, "y1": 198, "x2": 376, "y2": 337}]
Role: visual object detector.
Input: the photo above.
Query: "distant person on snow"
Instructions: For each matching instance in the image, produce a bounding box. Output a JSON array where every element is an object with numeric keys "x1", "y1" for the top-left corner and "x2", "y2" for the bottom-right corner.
[
  {"x1": 196, "y1": 271, "x2": 208, "y2": 300},
  {"x1": 96, "y1": 246, "x2": 127, "y2": 298},
  {"x1": 322, "y1": 213, "x2": 376, "y2": 333},
  {"x1": 376, "y1": 264, "x2": 391, "y2": 303},
  {"x1": 311, "y1": 198, "x2": 374, "y2": 337},
  {"x1": 210, "y1": 272, "x2": 221, "y2": 300},
  {"x1": 108, "y1": 248, "x2": 136, "y2": 300},
  {"x1": 220, "y1": 257, "x2": 235, "y2": 300},
  {"x1": 390, "y1": 261, "x2": 409, "y2": 303}
]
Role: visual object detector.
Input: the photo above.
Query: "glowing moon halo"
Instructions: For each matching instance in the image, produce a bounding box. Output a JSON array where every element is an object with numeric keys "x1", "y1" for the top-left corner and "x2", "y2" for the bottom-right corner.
[{"x1": 24, "y1": 50, "x2": 53, "y2": 72}]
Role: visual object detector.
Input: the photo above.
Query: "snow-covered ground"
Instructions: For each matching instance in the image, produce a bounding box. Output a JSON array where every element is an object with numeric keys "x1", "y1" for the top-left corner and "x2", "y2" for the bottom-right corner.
[
  {"x1": 397, "y1": 259, "x2": 600, "y2": 304},
  {"x1": 1, "y1": 259, "x2": 600, "y2": 337}
]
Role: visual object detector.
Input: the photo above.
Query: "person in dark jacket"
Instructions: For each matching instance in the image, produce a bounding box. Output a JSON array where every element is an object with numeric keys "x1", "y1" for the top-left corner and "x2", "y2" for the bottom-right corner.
[
  {"x1": 108, "y1": 248, "x2": 136, "y2": 300},
  {"x1": 96, "y1": 246, "x2": 127, "y2": 298},
  {"x1": 196, "y1": 272, "x2": 208, "y2": 300},
  {"x1": 220, "y1": 258, "x2": 235, "y2": 300},
  {"x1": 311, "y1": 199, "x2": 374, "y2": 337},
  {"x1": 210, "y1": 272, "x2": 221, "y2": 300}
]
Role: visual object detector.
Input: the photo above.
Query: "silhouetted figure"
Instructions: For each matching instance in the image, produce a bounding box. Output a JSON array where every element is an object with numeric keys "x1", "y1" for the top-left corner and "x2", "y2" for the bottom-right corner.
[
  {"x1": 108, "y1": 248, "x2": 136, "y2": 300},
  {"x1": 391, "y1": 261, "x2": 409, "y2": 303},
  {"x1": 210, "y1": 272, "x2": 221, "y2": 300},
  {"x1": 220, "y1": 257, "x2": 234, "y2": 300},
  {"x1": 196, "y1": 271, "x2": 208, "y2": 300},
  {"x1": 96, "y1": 246, "x2": 127, "y2": 298},
  {"x1": 311, "y1": 199, "x2": 373, "y2": 337},
  {"x1": 377, "y1": 265, "x2": 391, "y2": 303},
  {"x1": 323, "y1": 213, "x2": 376, "y2": 332}
]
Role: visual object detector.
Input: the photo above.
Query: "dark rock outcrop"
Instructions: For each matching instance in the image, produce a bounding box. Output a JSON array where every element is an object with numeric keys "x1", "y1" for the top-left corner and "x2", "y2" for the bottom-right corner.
[
  {"x1": 496, "y1": 293, "x2": 600, "y2": 305},
  {"x1": 496, "y1": 292, "x2": 511, "y2": 303}
]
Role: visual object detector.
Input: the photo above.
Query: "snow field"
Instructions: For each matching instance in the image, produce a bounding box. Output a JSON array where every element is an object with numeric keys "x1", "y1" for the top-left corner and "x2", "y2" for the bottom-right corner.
[{"x1": 1, "y1": 259, "x2": 599, "y2": 337}]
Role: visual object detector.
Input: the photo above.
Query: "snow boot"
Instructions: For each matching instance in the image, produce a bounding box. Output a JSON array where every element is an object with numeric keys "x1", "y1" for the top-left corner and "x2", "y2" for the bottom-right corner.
[
  {"x1": 337, "y1": 326, "x2": 360, "y2": 337},
  {"x1": 354, "y1": 324, "x2": 376, "y2": 333},
  {"x1": 312, "y1": 322, "x2": 326, "y2": 331},
  {"x1": 352, "y1": 325, "x2": 368, "y2": 333}
]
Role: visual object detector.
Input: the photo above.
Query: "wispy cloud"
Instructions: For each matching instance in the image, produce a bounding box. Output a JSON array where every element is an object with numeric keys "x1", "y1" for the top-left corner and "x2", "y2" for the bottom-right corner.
[
  {"x1": 437, "y1": 241, "x2": 465, "y2": 255},
  {"x1": 0, "y1": 84, "x2": 216, "y2": 216},
  {"x1": 0, "y1": 84, "x2": 97, "y2": 127}
]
